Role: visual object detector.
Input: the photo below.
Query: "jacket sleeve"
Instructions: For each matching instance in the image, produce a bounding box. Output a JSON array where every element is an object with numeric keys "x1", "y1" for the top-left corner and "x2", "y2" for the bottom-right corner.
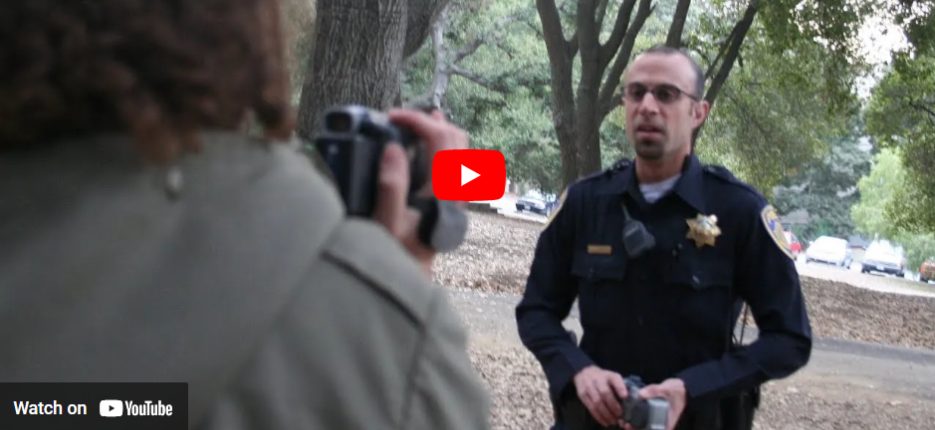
[
  {"x1": 404, "y1": 290, "x2": 490, "y2": 430},
  {"x1": 515, "y1": 187, "x2": 595, "y2": 402},
  {"x1": 676, "y1": 202, "x2": 812, "y2": 401}
]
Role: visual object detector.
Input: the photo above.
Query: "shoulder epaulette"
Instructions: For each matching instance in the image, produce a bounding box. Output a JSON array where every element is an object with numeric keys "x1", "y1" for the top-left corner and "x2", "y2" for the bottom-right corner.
[
  {"x1": 702, "y1": 164, "x2": 736, "y2": 182},
  {"x1": 702, "y1": 164, "x2": 763, "y2": 198},
  {"x1": 578, "y1": 158, "x2": 632, "y2": 183},
  {"x1": 609, "y1": 158, "x2": 632, "y2": 172}
]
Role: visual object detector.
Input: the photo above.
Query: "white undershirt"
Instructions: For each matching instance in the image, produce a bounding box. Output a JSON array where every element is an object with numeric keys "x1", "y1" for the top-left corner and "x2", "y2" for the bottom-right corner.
[{"x1": 639, "y1": 174, "x2": 681, "y2": 204}]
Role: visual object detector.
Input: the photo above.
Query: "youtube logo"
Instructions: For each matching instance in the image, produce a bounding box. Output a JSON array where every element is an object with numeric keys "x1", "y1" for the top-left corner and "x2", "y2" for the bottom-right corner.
[{"x1": 432, "y1": 149, "x2": 506, "y2": 201}]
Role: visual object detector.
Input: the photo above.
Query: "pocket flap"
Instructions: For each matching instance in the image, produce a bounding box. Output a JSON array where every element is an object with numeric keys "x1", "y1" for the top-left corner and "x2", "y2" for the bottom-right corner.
[
  {"x1": 665, "y1": 258, "x2": 733, "y2": 290},
  {"x1": 571, "y1": 251, "x2": 626, "y2": 281}
]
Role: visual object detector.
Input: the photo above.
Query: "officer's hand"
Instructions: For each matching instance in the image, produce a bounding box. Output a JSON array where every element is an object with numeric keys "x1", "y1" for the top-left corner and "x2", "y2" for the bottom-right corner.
[
  {"x1": 573, "y1": 365, "x2": 628, "y2": 427},
  {"x1": 372, "y1": 109, "x2": 468, "y2": 276},
  {"x1": 619, "y1": 378, "x2": 686, "y2": 430}
]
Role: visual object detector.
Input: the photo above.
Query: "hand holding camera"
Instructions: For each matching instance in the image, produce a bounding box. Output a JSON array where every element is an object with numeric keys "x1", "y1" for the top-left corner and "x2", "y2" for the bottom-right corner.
[
  {"x1": 619, "y1": 377, "x2": 686, "y2": 430},
  {"x1": 314, "y1": 106, "x2": 469, "y2": 274},
  {"x1": 619, "y1": 376, "x2": 670, "y2": 430}
]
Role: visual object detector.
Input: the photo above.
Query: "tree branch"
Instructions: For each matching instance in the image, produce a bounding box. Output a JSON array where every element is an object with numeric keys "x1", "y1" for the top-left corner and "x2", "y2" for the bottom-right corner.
[
  {"x1": 452, "y1": 9, "x2": 530, "y2": 64},
  {"x1": 567, "y1": 31, "x2": 579, "y2": 57},
  {"x1": 599, "y1": 0, "x2": 637, "y2": 66},
  {"x1": 704, "y1": 35, "x2": 734, "y2": 81},
  {"x1": 598, "y1": 0, "x2": 653, "y2": 117},
  {"x1": 453, "y1": 38, "x2": 485, "y2": 63},
  {"x1": 450, "y1": 65, "x2": 508, "y2": 93},
  {"x1": 429, "y1": 4, "x2": 450, "y2": 107},
  {"x1": 537, "y1": 0, "x2": 577, "y2": 117},
  {"x1": 695, "y1": 0, "x2": 760, "y2": 146},
  {"x1": 909, "y1": 101, "x2": 935, "y2": 121},
  {"x1": 579, "y1": 0, "x2": 600, "y2": 69},
  {"x1": 596, "y1": 0, "x2": 610, "y2": 30},
  {"x1": 666, "y1": 0, "x2": 692, "y2": 47},
  {"x1": 704, "y1": 0, "x2": 758, "y2": 106}
]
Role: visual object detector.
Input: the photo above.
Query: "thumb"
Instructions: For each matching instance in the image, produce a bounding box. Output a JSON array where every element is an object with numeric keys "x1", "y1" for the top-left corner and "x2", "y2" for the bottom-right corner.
[
  {"x1": 638, "y1": 385, "x2": 663, "y2": 400},
  {"x1": 373, "y1": 143, "x2": 410, "y2": 236}
]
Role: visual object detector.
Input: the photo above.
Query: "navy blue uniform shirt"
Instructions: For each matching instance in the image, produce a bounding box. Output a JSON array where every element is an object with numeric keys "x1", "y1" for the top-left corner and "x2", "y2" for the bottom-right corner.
[{"x1": 516, "y1": 155, "x2": 811, "y2": 422}]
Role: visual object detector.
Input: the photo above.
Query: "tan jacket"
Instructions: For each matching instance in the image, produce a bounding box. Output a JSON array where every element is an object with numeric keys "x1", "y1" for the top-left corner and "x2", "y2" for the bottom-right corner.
[{"x1": 0, "y1": 133, "x2": 489, "y2": 429}]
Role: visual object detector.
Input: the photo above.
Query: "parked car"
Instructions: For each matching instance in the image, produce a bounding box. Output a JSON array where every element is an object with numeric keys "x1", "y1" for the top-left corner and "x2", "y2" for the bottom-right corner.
[
  {"x1": 515, "y1": 192, "x2": 556, "y2": 216},
  {"x1": 804, "y1": 236, "x2": 852, "y2": 267},
  {"x1": 861, "y1": 240, "x2": 906, "y2": 277},
  {"x1": 919, "y1": 258, "x2": 935, "y2": 283},
  {"x1": 784, "y1": 231, "x2": 802, "y2": 257}
]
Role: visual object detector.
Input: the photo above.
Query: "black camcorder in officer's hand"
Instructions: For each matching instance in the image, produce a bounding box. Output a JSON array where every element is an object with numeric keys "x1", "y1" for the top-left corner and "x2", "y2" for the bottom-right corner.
[
  {"x1": 313, "y1": 105, "x2": 428, "y2": 217},
  {"x1": 312, "y1": 105, "x2": 467, "y2": 252},
  {"x1": 622, "y1": 377, "x2": 669, "y2": 430}
]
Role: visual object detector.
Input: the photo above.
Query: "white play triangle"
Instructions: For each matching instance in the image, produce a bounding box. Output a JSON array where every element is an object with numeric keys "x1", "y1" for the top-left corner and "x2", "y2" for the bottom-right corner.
[{"x1": 461, "y1": 164, "x2": 480, "y2": 186}]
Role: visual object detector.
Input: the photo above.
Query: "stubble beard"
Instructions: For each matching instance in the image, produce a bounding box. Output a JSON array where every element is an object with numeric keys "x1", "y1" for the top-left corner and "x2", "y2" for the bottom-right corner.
[{"x1": 633, "y1": 138, "x2": 666, "y2": 161}]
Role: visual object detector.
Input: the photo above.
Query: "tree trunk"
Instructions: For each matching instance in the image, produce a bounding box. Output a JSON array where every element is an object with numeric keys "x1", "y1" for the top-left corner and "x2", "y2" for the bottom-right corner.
[
  {"x1": 537, "y1": 0, "x2": 580, "y2": 186},
  {"x1": 296, "y1": 0, "x2": 448, "y2": 139},
  {"x1": 429, "y1": 5, "x2": 450, "y2": 108},
  {"x1": 538, "y1": 0, "x2": 652, "y2": 186},
  {"x1": 575, "y1": 0, "x2": 602, "y2": 177}
]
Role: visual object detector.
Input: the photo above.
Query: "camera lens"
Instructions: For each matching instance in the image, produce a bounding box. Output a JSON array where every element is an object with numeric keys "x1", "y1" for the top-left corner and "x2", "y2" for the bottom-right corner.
[{"x1": 325, "y1": 112, "x2": 353, "y2": 132}]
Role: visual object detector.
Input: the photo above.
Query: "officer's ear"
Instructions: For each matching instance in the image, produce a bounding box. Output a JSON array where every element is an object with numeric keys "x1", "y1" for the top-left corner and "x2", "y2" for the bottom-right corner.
[{"x1": 691, "y1": 100, "x2": 710, "y2": 129}]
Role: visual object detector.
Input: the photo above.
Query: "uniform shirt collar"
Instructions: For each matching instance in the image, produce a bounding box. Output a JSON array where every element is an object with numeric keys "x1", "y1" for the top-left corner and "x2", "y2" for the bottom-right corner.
[
  {"x1": 673, "y1": 154, "x2": 706, "y2": 213},
  {"x1": 602, "y1": 154, "x2": 706, "y2": 213}
]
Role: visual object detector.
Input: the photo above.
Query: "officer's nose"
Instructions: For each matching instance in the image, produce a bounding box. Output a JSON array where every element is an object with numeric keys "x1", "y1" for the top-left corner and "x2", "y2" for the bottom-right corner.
[{"x1": 637, "y1": 93, "x2": 661, "y2": 116}]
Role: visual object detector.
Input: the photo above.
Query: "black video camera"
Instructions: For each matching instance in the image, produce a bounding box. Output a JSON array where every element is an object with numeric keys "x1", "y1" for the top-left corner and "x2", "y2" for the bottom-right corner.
[
  {"x1": 622, "y1": 377, "x2": 669, "y2": 430},
  {"x1": 313, "y1": 105, "x2": 428, "y2": 216}
]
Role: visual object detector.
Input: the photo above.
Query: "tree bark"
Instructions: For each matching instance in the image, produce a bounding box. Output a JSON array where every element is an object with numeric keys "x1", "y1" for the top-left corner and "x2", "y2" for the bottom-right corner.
[
  {"x1": 575, "y1": 0, "x2": 602, "y2": 176},
  {"x1": 537, "y1": 0, "x2": 579, "y2": 186},
  {"x1": 404, "y1": 0, "x2": 450, "y2": 57},
  {"x1": 429, "y1": 5, "x2": 451, "y2": 108},
  {"x1": 296, "y1": 0, "x2": 448, "y2": 139}
]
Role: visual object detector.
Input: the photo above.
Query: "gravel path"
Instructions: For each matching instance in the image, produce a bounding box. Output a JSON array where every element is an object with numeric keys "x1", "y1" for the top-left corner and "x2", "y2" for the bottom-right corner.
[{"x1": 436, "y1": 212, "x2": 935, "y2": 429}]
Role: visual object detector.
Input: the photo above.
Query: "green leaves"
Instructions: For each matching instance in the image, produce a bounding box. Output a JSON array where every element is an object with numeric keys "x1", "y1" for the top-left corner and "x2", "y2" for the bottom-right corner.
[
  {"x1": 866, "y1": 53, "x2": 935, "y2": 232},
  {"x1": 695, "y1": 20, "x2": 858, "y2": 195},
  {"x1": 852, "y1": 148, "x2": 935, "y2": 269}
]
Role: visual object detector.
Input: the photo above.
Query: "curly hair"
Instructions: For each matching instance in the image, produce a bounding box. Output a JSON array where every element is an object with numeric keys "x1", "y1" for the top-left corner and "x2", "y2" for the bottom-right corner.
[{"x1": 0, "y1": 0, "x2": 293, "y2": 162}]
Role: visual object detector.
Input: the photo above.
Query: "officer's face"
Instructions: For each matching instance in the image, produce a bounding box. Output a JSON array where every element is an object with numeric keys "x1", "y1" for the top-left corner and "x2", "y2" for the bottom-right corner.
[{"x1": 623, "y1": 53, "x2": 709, "y2": 162}]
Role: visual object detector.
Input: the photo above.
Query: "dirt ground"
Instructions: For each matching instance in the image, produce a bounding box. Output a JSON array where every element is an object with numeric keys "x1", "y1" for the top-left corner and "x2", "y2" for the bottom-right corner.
[{"x1": 436, "y1": 212, "x2": 935, "y2": 429}]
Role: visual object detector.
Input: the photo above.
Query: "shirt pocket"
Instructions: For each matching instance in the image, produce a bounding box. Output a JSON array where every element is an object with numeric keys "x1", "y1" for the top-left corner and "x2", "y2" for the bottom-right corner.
[
  {"x1": 664, "y1": 252, "x2": 735, "y2": 341},
  {"x1": 571, "y1": 251, "x2": 626, "y2": 330}
]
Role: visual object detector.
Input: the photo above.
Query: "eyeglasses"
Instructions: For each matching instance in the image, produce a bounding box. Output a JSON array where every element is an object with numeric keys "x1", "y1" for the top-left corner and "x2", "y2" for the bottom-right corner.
[{"x1": 623, "y1": 83, "x2": 700, "y2": 104}]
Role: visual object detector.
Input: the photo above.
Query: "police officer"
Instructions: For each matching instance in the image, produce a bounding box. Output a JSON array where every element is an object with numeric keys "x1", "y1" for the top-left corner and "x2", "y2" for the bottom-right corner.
[{"x1": 515, "y1": 45, "x2": 812, "y2": 430}]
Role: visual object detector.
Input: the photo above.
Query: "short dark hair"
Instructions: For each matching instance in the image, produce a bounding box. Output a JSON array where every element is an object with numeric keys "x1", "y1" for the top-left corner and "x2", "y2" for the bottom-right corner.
[
  {"x1": 640, "y1": 45, "x2": 705, "y2": 100},
  {"x1": 0, "y1": 0, "x2": 293, "y2": 162}
]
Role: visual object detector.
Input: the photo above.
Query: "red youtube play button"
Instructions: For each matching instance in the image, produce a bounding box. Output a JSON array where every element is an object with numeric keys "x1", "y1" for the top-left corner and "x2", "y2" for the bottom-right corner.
[{"x1": 433, "y1": 149, "x2": 506, "y2": 201}]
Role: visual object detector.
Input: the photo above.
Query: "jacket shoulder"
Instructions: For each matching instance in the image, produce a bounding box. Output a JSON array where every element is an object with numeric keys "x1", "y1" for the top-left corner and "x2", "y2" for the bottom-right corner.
[
  {"x1": 322, "y1": 220, "x2": 440, "y2": 324},
  {"x1": 702, "y1": 164, "x2": 767, "y2": 208},
  {"x1": 567, "y1": 158, "x2": 631, "y2": 194},
  {"x1": 577, "y1": 158, "x2": 631, "y2": 183}
]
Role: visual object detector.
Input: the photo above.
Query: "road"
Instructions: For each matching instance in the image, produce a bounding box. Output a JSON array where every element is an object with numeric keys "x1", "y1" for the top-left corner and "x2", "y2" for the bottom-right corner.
[
  {"x1": 448, "y1": 289, "x2": 935, "y2": 400},
  {"x1": 796, "y1": 259, "x2": 935, "y2": 298},
  {"x1": 448, "y1": 287, "x2": 935, "y2": 428}
]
